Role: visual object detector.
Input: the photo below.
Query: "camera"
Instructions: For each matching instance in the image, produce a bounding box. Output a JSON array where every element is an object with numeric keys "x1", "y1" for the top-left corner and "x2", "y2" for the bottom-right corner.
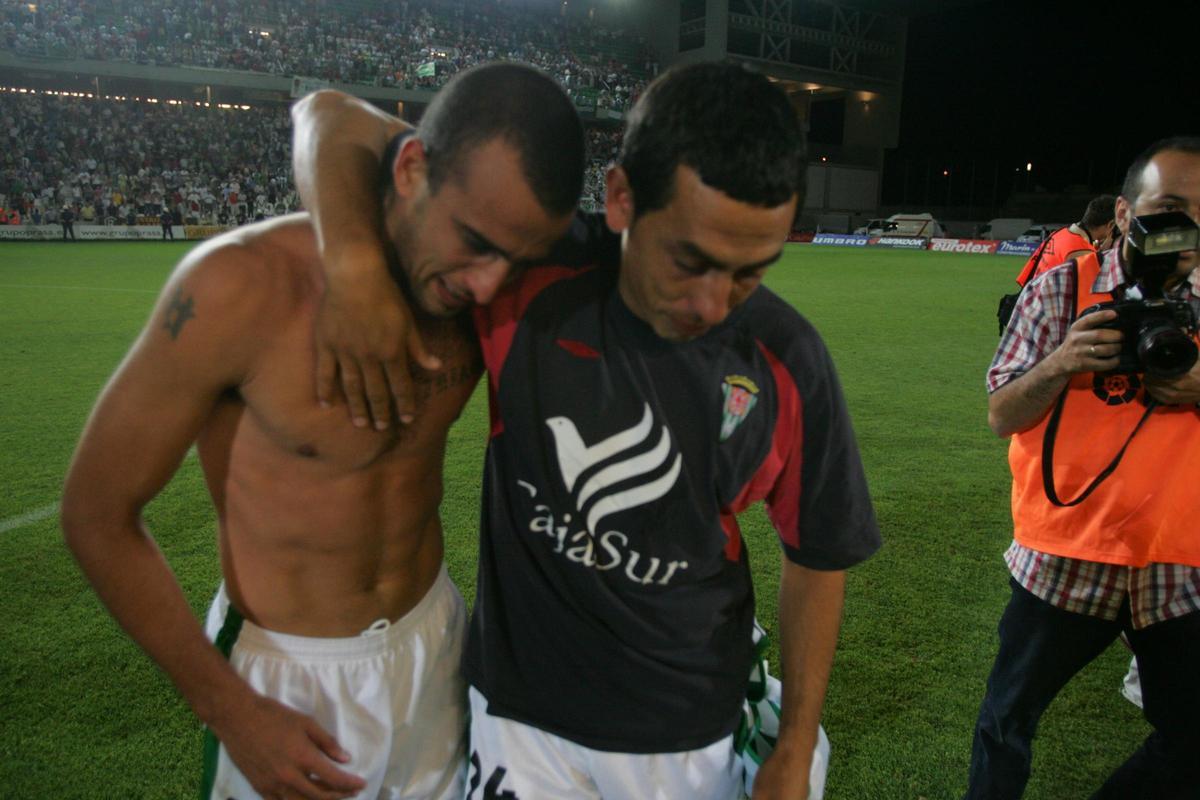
[{"x1": 1081, "y1": 211, "x2": 1199, "y2": 378}]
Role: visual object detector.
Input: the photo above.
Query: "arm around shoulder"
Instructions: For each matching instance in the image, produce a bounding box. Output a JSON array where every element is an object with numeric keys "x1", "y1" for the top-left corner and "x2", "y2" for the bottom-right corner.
[
  {"x1": 290, "y1": 89, "x2": 410, "y2": 263},
  {"x1": 291, "y1": 89, "x2": 437, "y2": 429}
]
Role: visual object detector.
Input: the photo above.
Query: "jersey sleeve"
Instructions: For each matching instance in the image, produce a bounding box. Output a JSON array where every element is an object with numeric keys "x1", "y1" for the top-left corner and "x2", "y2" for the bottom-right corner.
[{"x1": 760, "y1": 318, "x2": 881, "y2": 570}]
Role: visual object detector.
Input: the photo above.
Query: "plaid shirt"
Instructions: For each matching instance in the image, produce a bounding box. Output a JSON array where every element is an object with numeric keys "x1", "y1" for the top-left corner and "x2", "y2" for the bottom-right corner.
[{"x1": 988, "y1": 247, "x2": 1200, "y2": 629}]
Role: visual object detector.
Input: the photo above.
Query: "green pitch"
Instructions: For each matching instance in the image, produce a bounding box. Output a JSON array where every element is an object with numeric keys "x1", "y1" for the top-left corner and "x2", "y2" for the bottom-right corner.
[{"x1": 0, "y1": 242, "x2": 1149, "y2": 798}]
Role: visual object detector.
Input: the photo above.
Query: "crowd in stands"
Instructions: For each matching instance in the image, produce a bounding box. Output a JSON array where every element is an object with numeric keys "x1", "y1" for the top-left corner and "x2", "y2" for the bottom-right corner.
[
  {"x1": 0, "y1": 91, "x2": 624, "y2": 227},
  {"x1": 0, "y1": 92, "x2": 297, "y2": 227},
  {"x1": 582, "y1": 126, "x2": 621, "y2": 211},
  {"x1": 1, "y1": 0, "x2": 656, "y2": 110}
]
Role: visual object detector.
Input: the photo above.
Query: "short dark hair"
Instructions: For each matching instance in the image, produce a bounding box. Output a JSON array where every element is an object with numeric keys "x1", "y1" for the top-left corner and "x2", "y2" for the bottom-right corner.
[
  {"x1": 618, "y1": 61, "x2": 805, "y2": 218},
  {"x1": 1120, "y1": 136, "x2": 1200, "y2": 201},
  {"x1": 418, "y1": 62, "x2": 584, "y2": 215},
  {"x1": 1080, "y1": 194, "x2": 1115, "y2": 228}
]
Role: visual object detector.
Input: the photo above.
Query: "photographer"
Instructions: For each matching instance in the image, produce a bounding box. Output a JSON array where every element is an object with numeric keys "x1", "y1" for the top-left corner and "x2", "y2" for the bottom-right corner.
[
  {"x1": 1014, "y1": 194, "x2": 1117, "y2": 287},
  {"x1": 966, "y1": 138, "x2": 1200, "y2": 799}
]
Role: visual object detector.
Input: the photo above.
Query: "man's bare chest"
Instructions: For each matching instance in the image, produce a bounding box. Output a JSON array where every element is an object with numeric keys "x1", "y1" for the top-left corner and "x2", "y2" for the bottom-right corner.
[{"x1": 224, "y1": 315, "x2": 482, "y2": 470}]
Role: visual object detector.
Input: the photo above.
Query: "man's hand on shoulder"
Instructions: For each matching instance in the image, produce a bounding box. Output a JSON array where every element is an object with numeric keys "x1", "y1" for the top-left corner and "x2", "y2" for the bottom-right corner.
[
  {"x1": 316, "y1": 243, "x2": 441, "y2": 430},
  {"x1": 291, "y1": 88, "x2": 434, "y2": 430},
  {"x1": 210, "y1": 691, "x2": 366, "y2": 800},
  {"x1": 752, "y1": 744, "x2": 812, "y2": 800}
]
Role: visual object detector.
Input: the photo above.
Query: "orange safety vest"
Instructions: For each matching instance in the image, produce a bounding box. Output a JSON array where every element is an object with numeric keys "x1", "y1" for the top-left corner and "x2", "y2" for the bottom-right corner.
[
  {"x1": 1015, "y1": 226, "x2": 1095, "y2": 287},
  {"x1": 1008, "y1": 252, "x2": 1200, "y2": 567}
]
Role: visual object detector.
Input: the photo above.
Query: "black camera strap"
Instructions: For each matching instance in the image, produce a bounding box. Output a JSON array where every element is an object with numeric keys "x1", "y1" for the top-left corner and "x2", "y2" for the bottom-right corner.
[
  {"x1": 1016, "y1": 233, "x2": 1058, "y2": 288},
  {"x1": 1041, "y1": 389, "x2": 1159, "y2": 507},
  {"x1": 1039, "y1": 256, "x2": 1161, "y2": 506}
]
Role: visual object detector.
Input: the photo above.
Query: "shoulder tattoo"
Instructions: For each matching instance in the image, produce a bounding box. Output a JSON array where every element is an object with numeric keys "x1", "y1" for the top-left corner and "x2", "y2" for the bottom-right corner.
[{"x1": 163, "y1": 287, "x2": 196, "y2": 340}]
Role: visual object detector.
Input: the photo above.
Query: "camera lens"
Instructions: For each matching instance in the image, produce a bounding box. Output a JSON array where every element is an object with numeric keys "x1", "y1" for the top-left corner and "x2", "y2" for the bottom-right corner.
[{"x1": 1138, "y1": 322, "x2": 1199, "y2": 378}]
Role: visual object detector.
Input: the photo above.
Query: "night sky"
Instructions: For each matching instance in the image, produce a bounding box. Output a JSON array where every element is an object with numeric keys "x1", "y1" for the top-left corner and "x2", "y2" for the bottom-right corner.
[{"x1": 883, "y1": 0, "x2": 1200, "y2": 205}]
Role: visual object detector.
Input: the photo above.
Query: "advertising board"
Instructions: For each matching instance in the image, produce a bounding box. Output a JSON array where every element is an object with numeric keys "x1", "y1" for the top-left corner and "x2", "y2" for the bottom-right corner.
[
  {"x1": 929, "y1": 238, "x2": 1000, "y2": 254},
  {"x1": 811, "y1": 233, "x2": 870, "y2": 246}
]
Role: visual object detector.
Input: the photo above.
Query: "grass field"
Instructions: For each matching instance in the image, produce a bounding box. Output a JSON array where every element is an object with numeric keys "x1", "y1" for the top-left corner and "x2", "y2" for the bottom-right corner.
[{"x1": 0, "y1": 242, "x2": 1150, "y2": 798}]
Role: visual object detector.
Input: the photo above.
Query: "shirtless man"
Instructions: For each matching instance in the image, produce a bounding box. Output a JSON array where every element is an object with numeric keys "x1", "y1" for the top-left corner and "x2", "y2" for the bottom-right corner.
[{"x1": 60, "y1": 63, "x2": 583, "y2": 800}]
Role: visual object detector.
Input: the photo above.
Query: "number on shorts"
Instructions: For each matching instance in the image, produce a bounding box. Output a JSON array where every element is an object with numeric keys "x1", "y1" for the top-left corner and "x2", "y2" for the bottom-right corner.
[{"x1": 467, "y1": 750, "x2": 519, "y2": 799}]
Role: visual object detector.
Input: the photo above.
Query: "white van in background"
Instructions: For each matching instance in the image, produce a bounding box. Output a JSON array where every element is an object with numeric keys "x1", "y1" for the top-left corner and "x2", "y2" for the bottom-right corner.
[
  {"x1": 854, "y1": 212, "x2": 945, "y2": 238},
  {"x1": 1016, "y1": 223, "x2": 1067, "y2": 243},
  {"x1": 977, "y1": 218, "x2": 1032, "y2": 241}
]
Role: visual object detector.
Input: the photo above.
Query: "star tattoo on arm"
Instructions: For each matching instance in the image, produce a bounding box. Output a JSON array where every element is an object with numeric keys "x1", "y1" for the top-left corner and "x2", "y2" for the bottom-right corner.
[{"x1": 163, "y1": 288, "x2": 195, "y2": 340}]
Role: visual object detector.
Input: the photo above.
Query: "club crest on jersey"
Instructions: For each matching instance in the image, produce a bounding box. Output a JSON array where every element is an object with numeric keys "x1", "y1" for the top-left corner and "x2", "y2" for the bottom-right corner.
[
  {"x1": 512, "y1": 404, "x2": 690, "y2": 587},
  {"x1": 720, "y1": 375, "x2": 759, "y2": 441}
]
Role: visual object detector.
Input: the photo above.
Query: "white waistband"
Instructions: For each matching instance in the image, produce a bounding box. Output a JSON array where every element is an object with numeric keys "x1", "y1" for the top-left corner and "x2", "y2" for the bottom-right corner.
[{"x1": 212, "y1": 563, "x2": 453, "y2": 661}]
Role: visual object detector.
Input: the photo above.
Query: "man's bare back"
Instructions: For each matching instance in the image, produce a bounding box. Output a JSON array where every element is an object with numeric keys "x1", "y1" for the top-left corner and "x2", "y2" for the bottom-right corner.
[{"x1": 192, "y1": 214, "x2": 481, "y2": 636}]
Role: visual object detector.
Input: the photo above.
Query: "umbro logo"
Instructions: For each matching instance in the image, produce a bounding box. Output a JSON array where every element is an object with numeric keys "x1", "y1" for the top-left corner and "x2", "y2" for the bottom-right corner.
[{"x1": 555, "y1": 338, "x2": 600, "y2": 359}]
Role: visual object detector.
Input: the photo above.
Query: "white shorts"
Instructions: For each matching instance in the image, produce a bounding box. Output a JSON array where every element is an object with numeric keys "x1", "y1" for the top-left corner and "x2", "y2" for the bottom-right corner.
[
  {"x1": 465, "y1": 686, "x2": 743, "y2": 800},
  {"x1": 1122, "y1": 654, "x2": 1144, "y2": 708},
  {"x1": 202, "y1": 565, "x2": 467, "y2": 800}
]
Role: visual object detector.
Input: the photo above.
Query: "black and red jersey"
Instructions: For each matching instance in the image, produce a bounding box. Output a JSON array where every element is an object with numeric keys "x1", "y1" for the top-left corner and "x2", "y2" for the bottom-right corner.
[{"x1": 465, "y1": 261, "x2": 880, "y2": 753}]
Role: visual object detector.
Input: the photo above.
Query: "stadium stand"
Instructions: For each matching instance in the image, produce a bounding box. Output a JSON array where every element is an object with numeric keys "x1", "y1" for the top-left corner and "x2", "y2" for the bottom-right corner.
[
  {"x1": 0, "y1": 91, "x2": 297, "y2": 226},
  {"x1": 0, "y1": 89, "x2": 623, "y2": 225},
  {"x1": 1, "y1": 0, "x2": 640, "y2": 227},
  {"x1": 0, "y1": 0, "x2": 655, "y2": 106}
]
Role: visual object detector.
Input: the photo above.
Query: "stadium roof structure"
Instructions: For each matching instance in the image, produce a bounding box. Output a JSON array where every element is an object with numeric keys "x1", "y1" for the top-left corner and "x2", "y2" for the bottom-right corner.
[{"x1": 839, "y1": 0, "x2": 989, "y2": 16}]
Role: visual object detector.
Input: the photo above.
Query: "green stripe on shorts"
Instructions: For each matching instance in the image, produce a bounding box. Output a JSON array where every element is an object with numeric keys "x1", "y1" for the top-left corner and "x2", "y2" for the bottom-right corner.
[{"x1": 199, "y1": 601, "x2": 245, "y2": 800}]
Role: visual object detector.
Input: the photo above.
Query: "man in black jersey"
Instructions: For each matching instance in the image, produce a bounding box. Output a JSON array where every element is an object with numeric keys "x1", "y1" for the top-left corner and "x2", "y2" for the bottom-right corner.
[{"x1": 295, "y1": 62, "x2": 880, "y2": 800}]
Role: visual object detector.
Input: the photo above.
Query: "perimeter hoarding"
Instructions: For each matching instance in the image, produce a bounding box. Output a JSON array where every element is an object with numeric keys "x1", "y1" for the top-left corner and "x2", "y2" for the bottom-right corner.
[
  {"x1": 870, "y1": 235, "x2": 928, "y2": 249},
  {"x1": 811, "y1": 233, "x2": 870, "y2": 246},
  {"x1": 0, "y1": 224, "x2": 225, "y2": 241},
  {"x1": 929, "y1": 238, "x2": 1000, "y2": 254},
  {"x1": 997, "y1": 240, "x2": 1040, "y2": 256}
]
